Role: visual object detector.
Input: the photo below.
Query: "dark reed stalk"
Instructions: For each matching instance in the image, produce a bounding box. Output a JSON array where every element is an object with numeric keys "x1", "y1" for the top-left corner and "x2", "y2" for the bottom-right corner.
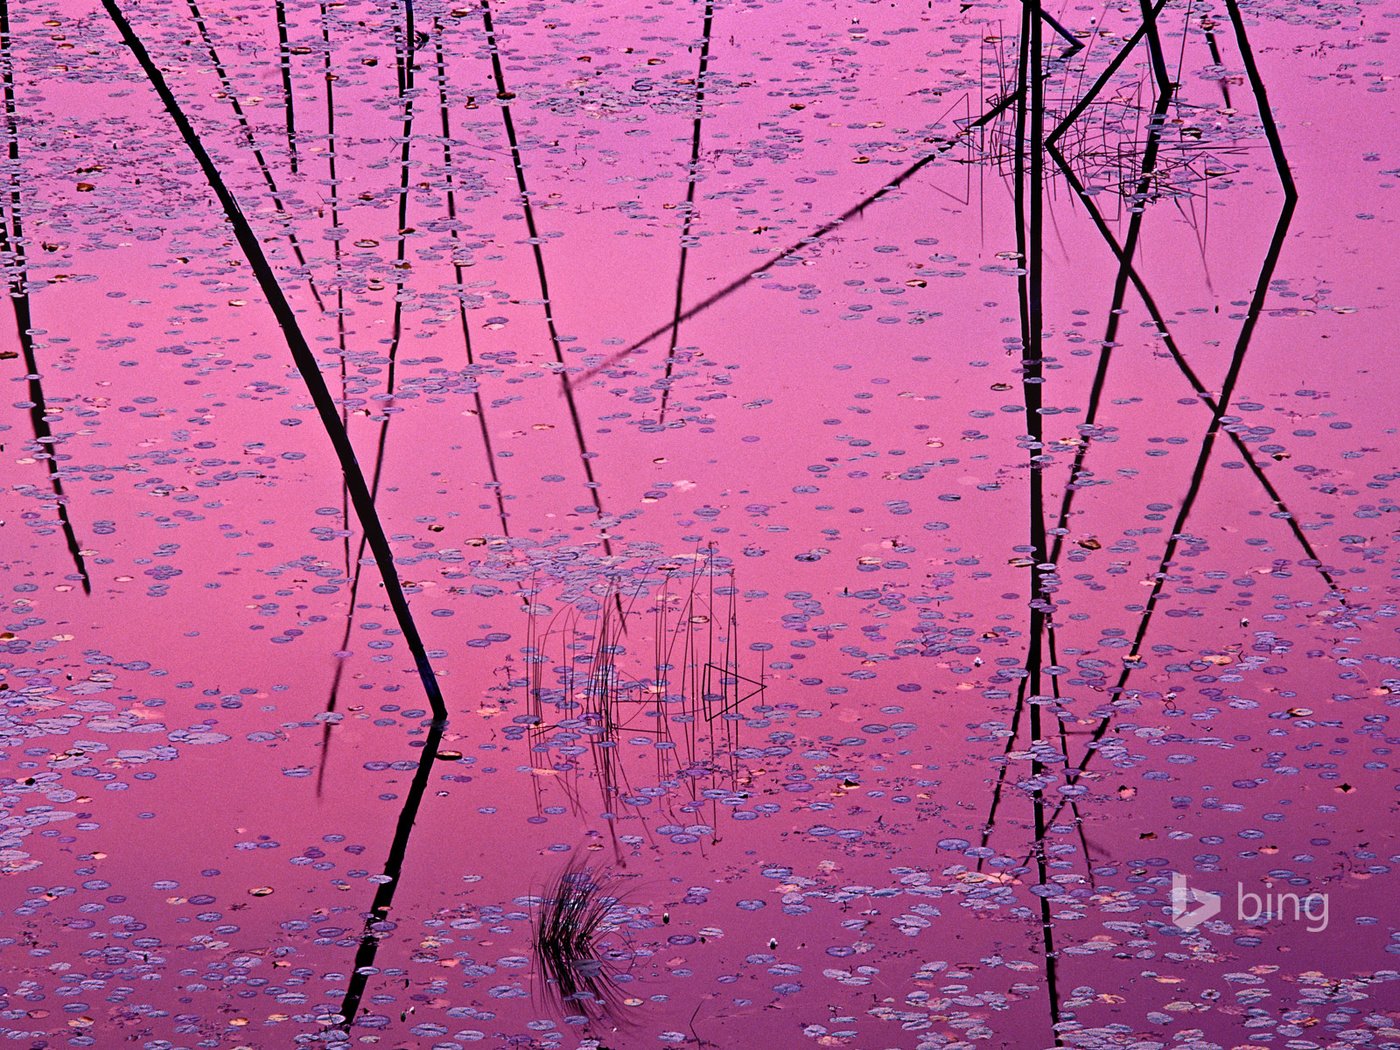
[
  {"x1": 478, "y1": 0, "x2": 622, "y2": 580},
  {"x1": 1202, "y1": 13, "x2": 1233, "y2": 108},
  {"x1": 1071, "y1": 0, "x2": 1299, "y2": 775},
  {"x1": 1049, "y1": 0, "x2": 1342, "y2": 590},
  {"x1": 185, "y1": 0, "x2": 324, "y2": 309},
  {"x1": 0, "y1": 0, "x2": 89, "y2": 592},
  {"x1": 318, "y1": 0, "x2": 421, "y2": 791},
  {"x1": 1039, "y1": 2, "x2": 1342, "y2": 599},
  {"x1": 319, "y1": 0, "x2": 350, "y2": 577},
  {"x1": 433, "y1": 16, "x2": 511, "y2": 537},
  {"x1": 988, "y1": 0, "x2": 1336, "y2": 868},
  {"x1": 104, "y1": 15, "x2": 452, "y2": 1028},
  {"x1": 1044, "y1": 0, "x2": 1168, "y2": 150},
  {"x1": 1026, "y1": 0, "x2": 1300, "y2": 849},
  {"x1": 366, "y1": 0, "x2": 418, "y2": 501},
  {"x1": 984, "y1": 0, "x2": 1180, "y2": 851},
  {"x1": 336, "y1": 719, "x2": 445, "y2": 1026},
  {"x1": 591, "y1": 575, "x2": 659, "y2": 861},
  {"x1": 1023, "y1": 0, "x2": 1083, "y2": 60},
  {"x1": 1015, "y1": 0, "x2": 1065, "y2": 1039},
  {"x1": 316, "y1": 0, "x2": 355, "y2": 796},
  {"x1": 576, "y1": 91, "x2": 1020, "y2": 383},
  {"x1": 527, "y1": 601, "x2": 608, "y2": 822},
  {"x1": 1041, "y1": 156, "x2": 1339, "y2": 597},
  {"x1": 657, "y1": 0, "x2": 715, "y2": 424},
  {"x1": 585, "y1": 590, "x2": 629, "y2": 865},
  {"x1": 102, "y1": 0, "x2": 447, "y2": 723},
  {"x1": 274, "y1": 0, "x2": 298, "y2": 172}
]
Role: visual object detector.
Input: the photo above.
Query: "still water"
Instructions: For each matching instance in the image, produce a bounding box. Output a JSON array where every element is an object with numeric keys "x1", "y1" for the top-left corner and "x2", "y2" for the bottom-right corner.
[{"x1": 1, "y1": 0, "x2": 1397, "y2": 1046}]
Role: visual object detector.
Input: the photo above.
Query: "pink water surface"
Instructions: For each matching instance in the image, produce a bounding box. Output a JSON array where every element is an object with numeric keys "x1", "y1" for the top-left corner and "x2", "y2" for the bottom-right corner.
[{"x1": 1, "y1": 0, "x2": 1398, "y2": 1047}]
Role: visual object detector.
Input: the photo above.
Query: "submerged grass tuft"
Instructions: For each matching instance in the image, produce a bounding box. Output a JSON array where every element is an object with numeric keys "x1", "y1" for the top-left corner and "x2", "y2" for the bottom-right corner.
[{"x1": 532, "y1": 859, "x2": 628, "y2": 1024}]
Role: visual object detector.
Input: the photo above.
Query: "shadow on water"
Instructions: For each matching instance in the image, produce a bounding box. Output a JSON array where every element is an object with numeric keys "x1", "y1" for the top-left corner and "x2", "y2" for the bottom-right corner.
[
  {"x1": 531, "y1": 857, "x2": 632, "y2": 1028},
  {"x1": 973, "y1": 0, "x2": 1309, "y2": 1040},
  {"x1": 318, "y1": 0, "x2": 421, "y2": 795},
  {"x1": 523, "y1": 553, "x2": 763, "y2": 865},
  {"x1": 182, "y1": 0, "x2": 324, "y2": 310},
  {"x1": 335, "y1": 720, "x2": 445, "y2": 1028},
  {"x1": 82, "y1": 0, "x2": 1342, "y2": 1045},
  {"x1": 102, "y1": 0, "x2": 447, "y2": 723},
  {"x1": 657, "y1": 0, "x2": 716, "y2": 425},
  {"x1": 0, "y1": 0, "x2": 88, "y2": 593}
]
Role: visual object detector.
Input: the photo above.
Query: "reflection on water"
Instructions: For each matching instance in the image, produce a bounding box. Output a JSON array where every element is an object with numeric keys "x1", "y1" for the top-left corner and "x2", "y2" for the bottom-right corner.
[{"x1": 1, "y1": 0, "x2": 1397, "y2": 1046}]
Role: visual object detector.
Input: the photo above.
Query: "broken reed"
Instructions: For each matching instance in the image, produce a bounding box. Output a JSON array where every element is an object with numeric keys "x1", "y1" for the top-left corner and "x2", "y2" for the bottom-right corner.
[{"x1": 521, "y1": 553, "x2": 760, "y2": 840}]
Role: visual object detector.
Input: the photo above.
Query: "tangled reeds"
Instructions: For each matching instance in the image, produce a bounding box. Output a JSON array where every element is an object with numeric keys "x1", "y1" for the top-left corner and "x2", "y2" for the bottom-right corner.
[
  {"x1": 521, "y1": 549, "x2": 765, "y2": 860},
  {"x1": 532, "y1": 859, "x2": 628, "y2": 1023}
]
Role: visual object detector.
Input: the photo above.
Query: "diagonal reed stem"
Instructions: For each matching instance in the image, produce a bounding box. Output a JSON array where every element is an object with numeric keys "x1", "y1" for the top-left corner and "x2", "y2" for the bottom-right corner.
[
  {"x1": 0, "y1": 0, "x2": 89, "y2": 593},
  {"x1": 103, "y1": 0, "x2": 447, "y2": 723}
]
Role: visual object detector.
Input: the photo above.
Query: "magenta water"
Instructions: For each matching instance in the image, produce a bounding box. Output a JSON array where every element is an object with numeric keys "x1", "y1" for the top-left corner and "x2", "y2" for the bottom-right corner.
[{"x1": 1, "y1": 0, "x2": 1397, "y2": 1047}]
